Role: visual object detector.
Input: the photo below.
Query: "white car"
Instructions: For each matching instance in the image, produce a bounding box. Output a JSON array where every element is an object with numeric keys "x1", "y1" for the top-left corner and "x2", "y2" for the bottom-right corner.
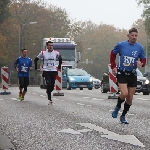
[{"x1": 92, "y1": 77, "x2": 101, "y2": 89}]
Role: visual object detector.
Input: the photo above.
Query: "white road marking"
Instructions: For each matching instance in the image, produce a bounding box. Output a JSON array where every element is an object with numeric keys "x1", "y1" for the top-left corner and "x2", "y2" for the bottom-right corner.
[
  {"x1": 127, "y1": 113, "x2": 135, "y2": 116},
  {"x1": 32, "y1": 93, "x2": 37, "y2": 95},
  {"x1": 11, "y1": 98, "x2": 19, "y2": 101},
  {"x1": 40, "y1": 95, "x2": 46, "y2": 97},
  {"x1": 52, "y1": 98, "x2": 59, "y2": 100},
  {"x1": 109, "y1": 110, "x2": 122, "y2": 114},
  {"x1": 83, "y1": 97, "x2": 90, "y2": 99},
  {"x1": 0, "y1": 98, "x2": 4, "y2": 101},
  {"x1": 78, "y1": 129, "x2": 92, "y2": 132},
  {"x1": 57, "y1": 128, "x2": 81, "y2": 134},
  {"x1": 92, "y1": 98, "x2": 103, "y2": 101},
  {"x1": 77, "y1": 123, "x2": 145, "y2": 147},
  {"x1": 76, "y1": 103, "x2": 85, "y2": 106},
  {"x1": 135, "y1": 98, "x2": 149, "y2": 101},
  {"x1": 86, "y1": 105, "x2": 91, "y2": 107}
]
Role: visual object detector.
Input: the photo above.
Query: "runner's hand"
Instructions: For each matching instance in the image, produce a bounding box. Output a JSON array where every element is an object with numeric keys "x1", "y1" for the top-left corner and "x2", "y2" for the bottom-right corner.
[
  {"x1": 16, "y1": 68, "x2": 19, "y2": 72},
  {"x1": 137, "y1": 61, "x2": 143, "y2": 67},
  {"x1": 112, "y1": 68, "x2": 117, "y2": 76}
]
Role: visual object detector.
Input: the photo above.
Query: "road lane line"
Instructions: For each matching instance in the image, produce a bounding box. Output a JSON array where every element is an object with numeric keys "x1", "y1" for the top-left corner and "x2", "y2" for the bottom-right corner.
[
  {"x1": 135, "y1": 98, "x2": 149, "y2": 100},
  {"x1": 76, "y1": 103, "x2": 85, "y2": 106}
]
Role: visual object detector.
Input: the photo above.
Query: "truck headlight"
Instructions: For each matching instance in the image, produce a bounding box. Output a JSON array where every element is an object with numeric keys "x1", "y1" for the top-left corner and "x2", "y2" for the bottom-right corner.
[{"x1": 145, "y1": 79, "x2": 149, "y2": 84}]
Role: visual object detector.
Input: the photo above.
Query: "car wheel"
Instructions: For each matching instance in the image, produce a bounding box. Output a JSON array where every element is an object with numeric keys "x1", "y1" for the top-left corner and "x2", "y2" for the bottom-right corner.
[
  {"x1": 95, "y1": 87, "x2": 99, "y2": 89},
  {"x1": 101, "y1": 83, "x2": 107, "y2": 93},
  {"x1": 143, "y1": 91, "x2": 149, "y2": 95},
  {"x1": 88, "y1": 88, "x2": 92, "y2": 90},
  {"x1": 67, "y1": 82, "x2": 71, "y2": 90},
  {"x1": 40, "y1": 85, "x2": 43, "y2": 89},
  {"x1": 80, "y1": 87, "x2": 83, "y2": 90}
]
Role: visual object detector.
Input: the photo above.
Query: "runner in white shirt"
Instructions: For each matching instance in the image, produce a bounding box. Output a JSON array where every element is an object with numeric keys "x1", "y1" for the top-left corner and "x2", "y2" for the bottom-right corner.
[{"x1": 34, "y1": 41, "x2": 62, "y2": 105}]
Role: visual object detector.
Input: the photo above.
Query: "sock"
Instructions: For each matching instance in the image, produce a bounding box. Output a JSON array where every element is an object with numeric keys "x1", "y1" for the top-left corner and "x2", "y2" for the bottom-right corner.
[
  {"x1": 122, "y1": 102, "x2": 131, "y2": 116},
  {"x1": 116, "y1": 97, "x2": 125, "y2": 108},
  {"x1": 22, "y1": 90, "x2": 26, "y2": 98}
]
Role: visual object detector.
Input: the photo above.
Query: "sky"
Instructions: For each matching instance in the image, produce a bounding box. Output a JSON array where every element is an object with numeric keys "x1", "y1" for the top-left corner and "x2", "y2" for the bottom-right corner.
[{"x1": 43, "y1": 0, "x2": 144, "y2": 29}]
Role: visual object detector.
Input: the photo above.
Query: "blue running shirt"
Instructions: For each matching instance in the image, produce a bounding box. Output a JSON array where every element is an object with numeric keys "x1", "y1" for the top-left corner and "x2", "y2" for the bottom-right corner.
[
  {"x1": 14, "y1": 56, "x2": 32, "y2": 77},
  {"x1": 113, "y1": 40, "x2": 146, "y2": 71}
]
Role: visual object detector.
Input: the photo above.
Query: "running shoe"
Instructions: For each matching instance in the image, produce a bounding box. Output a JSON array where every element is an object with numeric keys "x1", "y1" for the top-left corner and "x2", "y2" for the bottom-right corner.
[
  {"x1": 48, "y1": 100, "x2": 52, "y2": 105},
  {"x1": 112, "y1": 106, "x2": 120, "y2": 118},
  {"x1": 20, "y1": 97, "x2": 25, "y2": 102},
  {"x1": 19, "y1": 92, "x2": 22, "y2": 100},
  {"x1": 120, "y1": 115, "x2": 129, "y2": 124}
]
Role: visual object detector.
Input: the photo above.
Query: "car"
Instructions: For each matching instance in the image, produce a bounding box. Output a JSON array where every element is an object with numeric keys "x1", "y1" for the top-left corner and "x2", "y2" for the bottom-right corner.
[
  {"x1": 91, "y1": 77, "x2": 101, "y2": 89},
  {"x1": 101, "y1": 68, "x2": 150, "y2": 95},
  {"x1": 62, "y1": 68, "x2": 93, "y2": 90}
]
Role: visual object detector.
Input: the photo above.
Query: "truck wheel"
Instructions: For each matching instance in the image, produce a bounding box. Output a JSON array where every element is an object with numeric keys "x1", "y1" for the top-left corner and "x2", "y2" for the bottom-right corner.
[{"x1": 67, "y1": 82, "x2": 71, "y2": 90}]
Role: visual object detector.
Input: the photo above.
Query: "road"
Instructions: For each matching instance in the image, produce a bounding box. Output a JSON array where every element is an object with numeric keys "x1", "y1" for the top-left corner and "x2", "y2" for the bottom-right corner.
[{"x1": 0, "y1": 87, "x2": 150, "y2": 150}]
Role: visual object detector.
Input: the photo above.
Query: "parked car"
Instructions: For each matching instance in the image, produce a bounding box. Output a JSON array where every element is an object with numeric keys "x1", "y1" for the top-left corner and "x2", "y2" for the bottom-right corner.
[
  {"x1": 101, "y1": 68, "x2": 150, "y2": 95},
  {"x1": 62, "y1": 68, "x2": 93, "y2": 90},
  {"x1": 91, "y1": 77, "x2": 101, "y2": 89}
]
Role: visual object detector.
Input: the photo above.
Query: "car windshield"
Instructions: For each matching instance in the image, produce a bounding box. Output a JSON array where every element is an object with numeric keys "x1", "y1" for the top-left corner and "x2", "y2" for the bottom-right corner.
[
  {"x1": 136, "y1": 69, "x2": 143, "y2": 77},
  {"x1": 67, "y1": 69, "x2": 89, "y2": 76}
]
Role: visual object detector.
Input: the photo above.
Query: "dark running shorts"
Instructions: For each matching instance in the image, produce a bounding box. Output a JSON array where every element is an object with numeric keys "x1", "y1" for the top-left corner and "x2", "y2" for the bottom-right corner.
[
  {"x1": 116, "y1": 74, "x2": 137, "y2": 87},
  {"x1": 19, "y1": 77, "x2": 29, "y2": 87}
]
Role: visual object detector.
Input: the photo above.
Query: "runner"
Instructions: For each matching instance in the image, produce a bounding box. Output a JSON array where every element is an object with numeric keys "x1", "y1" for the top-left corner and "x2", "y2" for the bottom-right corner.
[
  {"x1": 34, "y1": 41, "x2": 62, "y2": 105},
  {"x1": 110, "y1": 27, "x2": 146, "y2": 124},
  {"x1": 14, "y1": 48, "x2": 32, "y2": 101}
]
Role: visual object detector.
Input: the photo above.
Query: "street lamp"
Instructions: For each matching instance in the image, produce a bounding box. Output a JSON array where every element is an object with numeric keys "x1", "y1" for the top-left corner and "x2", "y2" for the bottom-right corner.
[{"x1": 18, "y1": 22, "x2": 37, "y2": 56}]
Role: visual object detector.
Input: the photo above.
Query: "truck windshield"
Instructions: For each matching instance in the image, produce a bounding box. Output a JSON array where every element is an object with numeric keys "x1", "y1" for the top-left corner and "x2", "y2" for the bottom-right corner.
[{"x1": 55, "y1": 49, "x2": 75, "y2": 61}]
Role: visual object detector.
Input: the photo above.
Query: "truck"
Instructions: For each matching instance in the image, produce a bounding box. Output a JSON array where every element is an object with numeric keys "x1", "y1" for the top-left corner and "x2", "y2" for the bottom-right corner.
[{"x1": 40, "y1": 37, "x2": 81, "y2": 89}]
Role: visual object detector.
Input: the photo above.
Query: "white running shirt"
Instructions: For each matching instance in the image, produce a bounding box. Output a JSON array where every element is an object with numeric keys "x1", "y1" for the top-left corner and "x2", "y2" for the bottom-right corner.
[{"x1": 37, "y1": 49, "x2": 60, "y2": 71}]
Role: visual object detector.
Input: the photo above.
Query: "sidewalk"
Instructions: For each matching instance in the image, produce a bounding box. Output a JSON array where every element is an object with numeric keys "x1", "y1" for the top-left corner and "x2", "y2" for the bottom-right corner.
[{"x1": 0, "y1": 130, "x2": 15, "y2": 149}]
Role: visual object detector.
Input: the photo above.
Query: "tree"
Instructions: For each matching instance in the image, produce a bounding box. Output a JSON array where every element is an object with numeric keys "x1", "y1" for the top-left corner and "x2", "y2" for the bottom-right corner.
[
  {"x1": 0, "y1": 0, "x2": 81, "y2": 72},
  {"x1": 0, "y1": 0, "x2": 11, "y2": 24},
  {"x1": 136, "y1": 0, "x2": 150, "y2": 4}
]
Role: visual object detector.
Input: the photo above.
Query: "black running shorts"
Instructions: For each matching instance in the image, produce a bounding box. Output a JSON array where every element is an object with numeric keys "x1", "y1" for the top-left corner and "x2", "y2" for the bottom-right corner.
[{"x1": 116, "y1": 74, "x2": 137, "y2": 87}]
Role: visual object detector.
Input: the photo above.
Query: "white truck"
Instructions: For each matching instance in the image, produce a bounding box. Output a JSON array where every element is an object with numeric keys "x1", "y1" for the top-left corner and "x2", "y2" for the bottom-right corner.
[{"x1": 40, "y1": 37, "x2": 81, "y2": 89}]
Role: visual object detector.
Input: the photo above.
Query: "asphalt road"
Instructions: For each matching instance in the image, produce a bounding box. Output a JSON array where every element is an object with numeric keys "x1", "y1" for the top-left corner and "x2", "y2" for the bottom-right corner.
[{"x1": 0, "y1": 87, "x2": 150, "y2": 150}]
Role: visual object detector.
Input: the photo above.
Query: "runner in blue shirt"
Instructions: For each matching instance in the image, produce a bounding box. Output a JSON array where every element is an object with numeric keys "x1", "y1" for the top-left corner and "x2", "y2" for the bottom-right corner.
[
  {"x1": 14, "y1": 48, "x2": 32, "y2": 101},
  {"x1": 110, "y1": 27, "x2": 146, "y2": 124}
]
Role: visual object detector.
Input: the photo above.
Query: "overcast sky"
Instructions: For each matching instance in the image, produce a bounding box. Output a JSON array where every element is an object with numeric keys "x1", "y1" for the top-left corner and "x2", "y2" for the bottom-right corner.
[{"x1": 43, "y1": 0, "x2": 144, "y2": 29}]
